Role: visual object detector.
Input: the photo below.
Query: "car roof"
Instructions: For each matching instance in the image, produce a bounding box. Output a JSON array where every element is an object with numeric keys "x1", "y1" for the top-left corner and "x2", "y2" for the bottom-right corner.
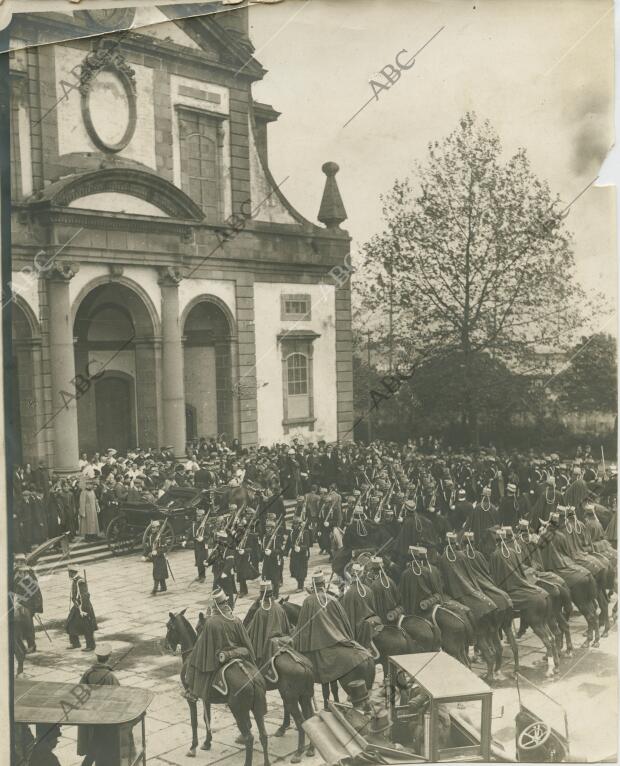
[
  {"x1": 391, "y1": 652, "x2": 491, "y2": 700},
  {"x1": 14, "y1": 680, "x2": 154, "y2": 725}
]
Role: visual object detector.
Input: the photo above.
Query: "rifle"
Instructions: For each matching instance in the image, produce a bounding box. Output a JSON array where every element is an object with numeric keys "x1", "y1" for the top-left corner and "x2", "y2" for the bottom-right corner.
[
  {"x1": 321, "y1": 496, "x2": 337, "y2": 528},
  {"x1": 225, "y1": 501, "x2": 246, "y2": 533},
  {"x1": 263, "y1": 519, "x2": 283, "y2": 554},
  {"x1": 194, "y1": 511, "x2": 210, "y2": 543},
  {"x1": 374, "y1": 478, "x2": 396, "y2": 524}
]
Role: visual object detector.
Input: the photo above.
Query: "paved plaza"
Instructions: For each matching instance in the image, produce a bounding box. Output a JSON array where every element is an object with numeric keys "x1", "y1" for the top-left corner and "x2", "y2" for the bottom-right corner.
[{"x1": 22, "y1": 544, "x2": 618, "y2": 765}]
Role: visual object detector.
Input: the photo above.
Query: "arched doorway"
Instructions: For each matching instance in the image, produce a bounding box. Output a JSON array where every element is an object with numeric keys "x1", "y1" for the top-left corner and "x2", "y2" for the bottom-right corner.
[
  {"x1": 183, "y1": 299, "x2": 235, "y2": 442},
  {"x1": 73, "y1": 281, "x2": 159, "y2": 454},
  {"x1": 95, "y1": 374, "x2": 135, "y2": 454},
  {"x1": 11, "y1": 301, "x2": 42, "y2": 467}
]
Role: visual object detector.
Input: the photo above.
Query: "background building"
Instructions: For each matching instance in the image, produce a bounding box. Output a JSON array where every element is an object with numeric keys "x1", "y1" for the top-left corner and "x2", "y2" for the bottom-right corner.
[{"x1": 8, "y1": 5, "x2": 353, "y2": 472}]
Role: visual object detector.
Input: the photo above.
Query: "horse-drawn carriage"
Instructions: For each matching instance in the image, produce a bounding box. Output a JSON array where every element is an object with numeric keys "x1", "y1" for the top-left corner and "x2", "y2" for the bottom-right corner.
[{"x1": 105, "y1": 487, "x2": 216, "y2": 556}]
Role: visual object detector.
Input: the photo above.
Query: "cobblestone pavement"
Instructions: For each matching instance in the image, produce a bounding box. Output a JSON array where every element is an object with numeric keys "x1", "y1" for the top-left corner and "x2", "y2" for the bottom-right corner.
[{"x1": 20, "y1": 542, "x2": 618, "y2": 764}]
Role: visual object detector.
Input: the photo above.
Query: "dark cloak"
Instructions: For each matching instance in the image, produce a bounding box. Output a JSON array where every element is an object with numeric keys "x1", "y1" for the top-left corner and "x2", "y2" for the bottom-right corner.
[
  {"x1": 244, "y1": 599, "x2": 291, "y2": 670},
  {"x1": 466, "y1": 550, "x2": 512, "y2": 611},
  {"x1": 539, "y1": 526, "x2": 594, "y2": 590},
  {"x1": 488, "y1": 546, "x2": 548, "y2": 611},
  {"x1": 186, "y1": 612, "x2": 258, "y2": 701},
  {"x1": 438, "y1": 550, "x2": 496, "y2": 621},
  {"x1": 293, "y1": 592, "x2": 371, "y2": 683},
  {"x1": 341, "y1": 582, "x2": 381, "y2": 648},
  {"x1": 367, "y1": 575, "x2": 400, "y2": 623},
  {"x1": 465, "y1": 502, "x2": 499, "y2": 544}
]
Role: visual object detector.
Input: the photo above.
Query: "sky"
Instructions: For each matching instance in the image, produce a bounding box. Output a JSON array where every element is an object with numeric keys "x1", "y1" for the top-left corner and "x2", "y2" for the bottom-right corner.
[{"x1": 248, "y1": 0, "x2": 616, "y2": 323}]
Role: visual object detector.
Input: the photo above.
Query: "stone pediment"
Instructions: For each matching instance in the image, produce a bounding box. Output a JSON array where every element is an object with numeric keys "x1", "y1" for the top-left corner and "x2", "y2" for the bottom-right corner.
[{"x1": 26, "y1": 167, "x2": 205, "y2": 222}]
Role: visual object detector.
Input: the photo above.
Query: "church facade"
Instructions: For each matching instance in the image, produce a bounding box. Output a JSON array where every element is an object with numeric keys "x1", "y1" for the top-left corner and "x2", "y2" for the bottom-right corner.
[{"x1": 8, "y1": 6, "x2": 353, "y2": 472}]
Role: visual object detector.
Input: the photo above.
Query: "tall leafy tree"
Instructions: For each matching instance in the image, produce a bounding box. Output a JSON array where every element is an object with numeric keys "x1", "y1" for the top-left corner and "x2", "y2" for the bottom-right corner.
[
  {"x1": 555, "y1": 333, "x2": 617, "y2": 413},
  {"x1": 357, "y1": 112, "x2": 600, "y2": 444}
]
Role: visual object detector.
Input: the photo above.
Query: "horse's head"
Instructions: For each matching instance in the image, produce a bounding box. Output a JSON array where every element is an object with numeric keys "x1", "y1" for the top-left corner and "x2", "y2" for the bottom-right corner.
[{"x1": 164, "y1": 608, "x2": 195, "y2": 653}]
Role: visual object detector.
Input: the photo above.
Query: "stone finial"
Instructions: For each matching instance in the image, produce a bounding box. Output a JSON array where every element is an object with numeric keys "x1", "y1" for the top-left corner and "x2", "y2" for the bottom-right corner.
[{"x1": 318, "y1": 162, "x2": 347, "y2": 229}]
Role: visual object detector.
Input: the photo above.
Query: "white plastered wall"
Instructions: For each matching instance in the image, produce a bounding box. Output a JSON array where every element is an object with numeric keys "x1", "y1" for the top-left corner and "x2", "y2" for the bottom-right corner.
[{"x1": 253, "y1": 281, "x2": 337, "y2": 445}]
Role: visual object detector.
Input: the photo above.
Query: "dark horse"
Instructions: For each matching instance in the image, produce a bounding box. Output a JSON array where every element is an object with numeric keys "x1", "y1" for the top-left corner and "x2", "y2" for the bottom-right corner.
[
  {"x1": 280, "y1": 598, "x2": 376, "y2": 709},
  {"x1": 199, "y1": 613, "x2": 316, "y2": 763},
  {"x1": 164, "y1": 610, "x2": 270, "y2": 766}
]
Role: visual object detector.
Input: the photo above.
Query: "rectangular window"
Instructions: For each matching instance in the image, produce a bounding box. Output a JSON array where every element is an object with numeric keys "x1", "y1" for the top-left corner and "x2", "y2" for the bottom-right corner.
[
  {"x1": 280, "y1": 332, "x2": 320, "y2": 432},
  {"x1": 178, "y1": 107, "x2": 222, "y2": 223},
  {"x1": 281, "y1": 294, "x2": 311, "y2": 321}
]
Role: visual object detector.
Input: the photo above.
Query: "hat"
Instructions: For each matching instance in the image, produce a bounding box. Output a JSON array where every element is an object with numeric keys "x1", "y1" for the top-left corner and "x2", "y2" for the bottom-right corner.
[
  {"x1": 409, "y1": 545, "x2": 427, "y2": 556},
  {"x1": 216, "y1": 530, "x2": 228, "y2": 541},
  {"x1": 518, "y1": 518, "x2": 529, "y2": 529},
  {"x1": 107, "y1": 448, "x2": 117, "y2": 456},
  {"x1": 14, "y1": 553, "x2": 26, "y2": 563},
  {"x1": 211, "y1": 588, "x2": 228, "y2": 605},
  {"x1": 507, "y1": 483, "x2": 516, "y2": 493},
  {"x1": 311, "y1": 569, "x2": 325, "y2": 586},
  {"x1": 95, "y1": 644, "x2": 112, "y2": 660},
  {"x1": 151, "y1": 520, "x2": 160, "y2": 528},
  {"x1": 67, "y1": 561, "x2": 78, "y2": 572}
]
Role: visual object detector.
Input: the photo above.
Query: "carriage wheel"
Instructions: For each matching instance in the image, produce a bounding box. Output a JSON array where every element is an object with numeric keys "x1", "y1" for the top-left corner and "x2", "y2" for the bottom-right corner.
[
  {"x1": 106, "y1": 517, "x2": 138, "y2": 556},
  {"x1": 518, "y1": 721, "x2": 551, "y2": 751},
  {"x1": 159, "y1": 520, "x2": 176, "y2": 552}
]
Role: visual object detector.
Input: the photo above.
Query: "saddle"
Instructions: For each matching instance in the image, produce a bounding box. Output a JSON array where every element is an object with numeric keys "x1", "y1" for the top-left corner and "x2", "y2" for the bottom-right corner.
[
  {"x1": 212, "y1": 647, "x2": 254, "y2": 695},
  {"x1": 263, "y1": 636, "x2": 313, "y2": 684}
]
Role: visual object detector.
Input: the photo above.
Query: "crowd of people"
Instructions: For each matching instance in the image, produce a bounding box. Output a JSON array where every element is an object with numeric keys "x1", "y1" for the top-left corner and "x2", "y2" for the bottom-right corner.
[
  {"x1": 11, "y1": 436, "x2": 619, "y2": 764},
  {"x1": 12, "y1": 436, "x2": 616, "y2": 554}
]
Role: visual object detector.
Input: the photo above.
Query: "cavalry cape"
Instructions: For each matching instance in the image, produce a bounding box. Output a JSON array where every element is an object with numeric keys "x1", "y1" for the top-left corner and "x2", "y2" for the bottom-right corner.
[
  {"x1": 368, "y1": 575, "x2": 400, "y2": 623},
  {"x1": 399, "y1": 562, "x2": 444, "y2": 615},
  {"x1": 293, "y1": 592, "x2": 371, "y2": 683},
  {"x1": 186, "y1": 612, "x2": 259, "y2": 700},
  {"x1": 540, "y1": 525, "x2": 597, "y2": 591},
  {"x1": 438, "y1": 550, "x2": 497, "y2": 622},
  {"x1": 465, "y1": 502, "x2": 499, "y2": 544},
  {"x1": 341, "y1": 581, "x2": 380, "y2": 648},
  {"x1": 244, "y1": 599, "x2": 291, "y2": 670},
  {"x1": 488, "y1": 545, "x2": 548, "y2": 611},
  {"x1": 466, "y1": 551, "x2": 512, "y2": 612}
]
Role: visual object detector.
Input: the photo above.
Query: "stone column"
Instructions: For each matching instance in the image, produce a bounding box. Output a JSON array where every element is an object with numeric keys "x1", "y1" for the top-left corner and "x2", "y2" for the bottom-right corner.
[
  {"x1": 158, "y1": 267, "x2": 186, "y2": 458},
  {"x1": 45, "y1": 262, "x2": 80, "y2": 474}
]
